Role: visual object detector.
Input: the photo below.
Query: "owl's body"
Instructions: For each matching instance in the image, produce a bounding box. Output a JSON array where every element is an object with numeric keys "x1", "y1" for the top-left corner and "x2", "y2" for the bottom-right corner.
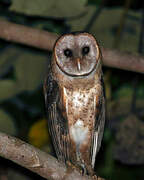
[{"x1": 44, "y1": 32, "x2": 105, "y2": 175}]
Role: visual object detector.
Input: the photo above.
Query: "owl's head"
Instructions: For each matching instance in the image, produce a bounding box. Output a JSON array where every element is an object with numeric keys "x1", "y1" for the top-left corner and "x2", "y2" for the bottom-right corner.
[{"x1": 53, "y1": 32, "x2": 101, "y2": 77}]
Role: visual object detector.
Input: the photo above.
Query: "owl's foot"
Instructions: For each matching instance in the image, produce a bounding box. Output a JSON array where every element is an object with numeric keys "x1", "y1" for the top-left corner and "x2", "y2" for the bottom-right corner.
[
  {"x1": 86, "y1": 164, "x2": 96, "y2": 176},
  {"x1": 91, "y1": 175, "x2": 97, "y2": 179},
  {"x1": 66, "y1": 161, "x2": 100, "y2": 179},
  {"x1": 66, "y1": 161, "x2": 86, "y2": 174},
  {"x1": 66, "y1": 161, "x2": 76, "y2": 170},
  {"x1": 92, "y1": 175, "x2": 105, "y2": 180}
]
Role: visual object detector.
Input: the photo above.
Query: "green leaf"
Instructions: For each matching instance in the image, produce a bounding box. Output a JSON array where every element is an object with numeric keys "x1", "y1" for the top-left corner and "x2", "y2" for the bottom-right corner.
[
  {"x1": 0, "y1": 80, "x2": 19, "y2": 102},
  {"x1": 0, "y1": 109, "x2": 17, "y2": 135},
  {"x1": 14, "y1": 49, "x2": 48, "y2": 91},
  {"x1": 10, "y1": 0, "x2": 87, "y2": 18},
  {"x1": 0, "y1": 46, "x2": 48, "y2": 102},
  {"x1": 66, "y1": 5, "x2": 96, "y2": 31},
  {"x1": 0, "y1": 46, "x2": 19, "y2": 76}
]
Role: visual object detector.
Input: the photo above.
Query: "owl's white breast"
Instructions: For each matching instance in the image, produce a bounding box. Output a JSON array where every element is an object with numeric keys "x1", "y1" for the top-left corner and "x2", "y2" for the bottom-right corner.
[
  {"x1": 70, "y1": 119, "x2": 88, "y2": 146},
  {"x1": 63, "y1": 86, "x2": 99, "y2": 145}
]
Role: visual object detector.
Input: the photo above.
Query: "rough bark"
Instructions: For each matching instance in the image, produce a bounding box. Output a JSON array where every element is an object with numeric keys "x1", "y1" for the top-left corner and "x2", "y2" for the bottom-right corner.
[{"x1": 0, "y1": 132, "x2": 104, "y2": 180}]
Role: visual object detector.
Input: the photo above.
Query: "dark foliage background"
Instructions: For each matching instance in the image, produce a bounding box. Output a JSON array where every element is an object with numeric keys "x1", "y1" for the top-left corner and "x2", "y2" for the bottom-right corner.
[{"x1": 0, "y1": 0, "x2": 144, "y2": 179}]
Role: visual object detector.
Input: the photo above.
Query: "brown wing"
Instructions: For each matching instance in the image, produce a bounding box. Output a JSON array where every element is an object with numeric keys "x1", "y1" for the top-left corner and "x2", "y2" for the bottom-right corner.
[
  {"x1": 44, "y1": 70, "x2": 70, "y2": 163},
  {"x1": 91, "y1": 74, "x2": 105, "y2": 168}
]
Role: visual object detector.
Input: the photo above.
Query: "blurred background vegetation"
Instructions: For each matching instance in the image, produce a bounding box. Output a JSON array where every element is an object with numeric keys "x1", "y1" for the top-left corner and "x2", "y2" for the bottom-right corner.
[{"x1": 0, "y1": 0, "x2": 144, "y2": 179}]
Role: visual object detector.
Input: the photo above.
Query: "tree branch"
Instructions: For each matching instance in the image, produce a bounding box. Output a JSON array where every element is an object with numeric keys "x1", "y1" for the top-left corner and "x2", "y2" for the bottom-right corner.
[
  {"x1": 0, "y1": 19, "x2": 59, "y2": 51},
  {"x1": 0, "y1": 131, "x2": 105, "y2": 180},
  {"x1": 0, "y1": 19, "x2": 144, "y2": 74},
  {"x1": 102, "y1": 48, "x2": 144, "y2": 73}
]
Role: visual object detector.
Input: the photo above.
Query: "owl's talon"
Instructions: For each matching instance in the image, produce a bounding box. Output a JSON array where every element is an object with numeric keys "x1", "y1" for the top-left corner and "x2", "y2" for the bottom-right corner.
[
  {"x1": 92, "y1": 174, "x2": 98, "y2": 179},
  {"x1": 66, "y1": 161, "x2": 75, "y2": 170},
  {"x1": 66, "y1": 161, "x2": 87, "y2": 174}
]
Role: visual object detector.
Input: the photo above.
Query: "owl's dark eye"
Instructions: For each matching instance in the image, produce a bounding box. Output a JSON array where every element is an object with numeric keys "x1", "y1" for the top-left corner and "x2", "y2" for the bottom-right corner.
[
  {"x1": 64, "y1": 48, "x2": 73, "y2": 58},
  {"x1": 82, "y1": 46, "x2": 90, "y2": 56}
]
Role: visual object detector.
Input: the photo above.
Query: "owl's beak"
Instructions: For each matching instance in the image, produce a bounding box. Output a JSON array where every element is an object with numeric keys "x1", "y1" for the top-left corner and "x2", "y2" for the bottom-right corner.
[{"x1": 76, "y1": 58, "x2": 81, "y2": 71}]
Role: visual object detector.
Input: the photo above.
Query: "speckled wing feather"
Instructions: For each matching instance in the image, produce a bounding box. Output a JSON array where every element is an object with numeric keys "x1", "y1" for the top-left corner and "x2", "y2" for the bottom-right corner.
[
  {"x1": 44, "y1": 69, "x2": 70, "y2": 163},
  {"x1": 91, "y1": 74, "x2": 105, "y2": 168}
]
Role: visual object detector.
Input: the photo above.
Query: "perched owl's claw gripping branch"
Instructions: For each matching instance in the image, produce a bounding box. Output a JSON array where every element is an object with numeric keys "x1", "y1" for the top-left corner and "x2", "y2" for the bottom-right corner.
[
  {"x1": 0, "y1": 19, "x2": 144, "y2": 74},
  {"x1": 0, "y1": 132, "x2": 105, "y2": 180}
]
